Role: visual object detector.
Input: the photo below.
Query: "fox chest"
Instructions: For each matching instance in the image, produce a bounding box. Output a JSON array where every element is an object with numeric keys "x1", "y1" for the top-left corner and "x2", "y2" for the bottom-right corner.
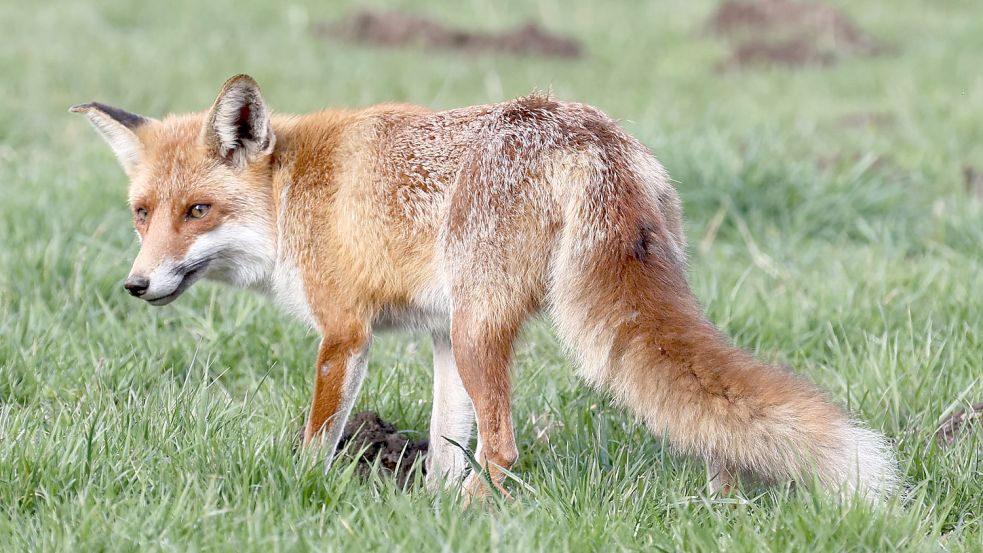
[{"x1": 263, "y1": 259, "x2": 318, "y2": 330}]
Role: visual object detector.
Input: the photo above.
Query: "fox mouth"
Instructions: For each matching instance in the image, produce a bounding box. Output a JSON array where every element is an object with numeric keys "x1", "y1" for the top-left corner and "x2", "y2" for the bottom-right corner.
[{"x1": 144, "y1": 261, "x2": 211, "y2": 306}]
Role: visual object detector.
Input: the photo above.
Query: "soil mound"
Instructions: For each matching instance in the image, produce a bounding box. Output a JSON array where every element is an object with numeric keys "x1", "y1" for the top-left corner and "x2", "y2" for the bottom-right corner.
[
  {"x1": 336, "y1": 411, "x2": 429, "y2": 486},
  {"x1": 709, "y1": 0, "x2": 885, "y2": 69},
  {"x1": 316, "y1": 9, "x2": 583, "y2": 59}
]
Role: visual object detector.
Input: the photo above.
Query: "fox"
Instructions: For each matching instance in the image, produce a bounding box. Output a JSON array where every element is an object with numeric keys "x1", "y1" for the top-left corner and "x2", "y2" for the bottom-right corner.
[{"x1": 71, "y1": 74, "x2": 898, "y2": 502}]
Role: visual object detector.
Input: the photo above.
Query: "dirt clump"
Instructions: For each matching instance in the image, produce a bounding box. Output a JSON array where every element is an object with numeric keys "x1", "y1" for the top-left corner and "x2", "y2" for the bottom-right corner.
[
  {"x1": 315, "y1": 9, "x2": 583, "y2": 59},
  {"x1": 709, "y1": 0, "x2": 886, "y2": 69},
  {"x1": 336, "y1": 411, "x2": 429, "y2": 487},
  {"x1": 964, "y1": 166, "x2": 983, "y2": 200}
]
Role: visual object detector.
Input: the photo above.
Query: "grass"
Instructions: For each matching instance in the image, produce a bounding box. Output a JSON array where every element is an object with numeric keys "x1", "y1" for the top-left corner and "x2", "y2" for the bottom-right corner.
[{"x1": 1, "y1": 0, "x2": 981, "y2": 550}]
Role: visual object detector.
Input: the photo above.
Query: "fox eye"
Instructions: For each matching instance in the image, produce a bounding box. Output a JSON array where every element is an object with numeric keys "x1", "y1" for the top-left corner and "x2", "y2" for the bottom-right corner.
[
  {"x1": 134, "y1": 207, "x2": 148, "y2": 223},
  {"x1": 187, "y1": 204, "x2": 210, "y2": 219}
]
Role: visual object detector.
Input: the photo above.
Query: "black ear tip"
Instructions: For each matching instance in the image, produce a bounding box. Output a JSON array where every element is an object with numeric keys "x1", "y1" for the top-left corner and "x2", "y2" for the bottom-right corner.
[{"x1": 70, "y1": 102, "x2": 151, "y2": 130}]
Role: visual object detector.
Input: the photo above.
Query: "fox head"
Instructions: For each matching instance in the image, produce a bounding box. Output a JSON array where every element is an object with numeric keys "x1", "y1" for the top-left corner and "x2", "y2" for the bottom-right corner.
[{"x1": 72, "y1": 75, "x2": 277, "y2": 305}]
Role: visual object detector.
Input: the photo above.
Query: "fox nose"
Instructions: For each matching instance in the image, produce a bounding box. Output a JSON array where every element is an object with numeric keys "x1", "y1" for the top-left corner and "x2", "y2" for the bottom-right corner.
[{"x1": 124, "y1": 275, "x2": 150, "y2": 297}]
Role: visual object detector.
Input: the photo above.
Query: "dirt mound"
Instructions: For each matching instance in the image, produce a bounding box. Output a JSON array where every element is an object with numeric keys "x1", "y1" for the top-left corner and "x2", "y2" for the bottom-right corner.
[
  {"x1": 709, "y1": 0, "x2": 885, "y2": 69},
  {"x1": 336, "y1": 411, "x2": 429, "y2": 486},
  {"x1": 965, "y1": 166, "x2": 983, "y2": 200},
  {"x1": 315, "y1": 9, "x2": 583, "y2": 59}
]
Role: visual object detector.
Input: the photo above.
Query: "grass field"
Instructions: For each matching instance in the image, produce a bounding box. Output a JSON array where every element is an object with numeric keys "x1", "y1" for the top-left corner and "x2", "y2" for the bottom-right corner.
[{"x1": 1, "y1": 0, "x2": 981, "y2": 550}]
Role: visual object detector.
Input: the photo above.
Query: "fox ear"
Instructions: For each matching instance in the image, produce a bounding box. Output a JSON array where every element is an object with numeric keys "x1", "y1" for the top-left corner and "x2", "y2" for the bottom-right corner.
[
  {"x1": 70, "y1": 102, "x2": 154, "y2": 174},
  {"x1": 202, "y1": 74, "x2": 275, "y2": 168}
]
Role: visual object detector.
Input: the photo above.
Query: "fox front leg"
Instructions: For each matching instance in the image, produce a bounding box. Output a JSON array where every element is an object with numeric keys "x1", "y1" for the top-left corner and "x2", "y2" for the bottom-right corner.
[
  {"x1": 303, "y1": 324, "x2": 371, "y2": 470},
  {"x1": 426, "y1": 331, "x2": 475, "y2": 491}
]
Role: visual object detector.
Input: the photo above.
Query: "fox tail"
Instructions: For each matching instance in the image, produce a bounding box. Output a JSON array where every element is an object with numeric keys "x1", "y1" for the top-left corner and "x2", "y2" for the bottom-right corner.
[{"x1": 548, "y1": 149, "x2": 898, "y2": 501}]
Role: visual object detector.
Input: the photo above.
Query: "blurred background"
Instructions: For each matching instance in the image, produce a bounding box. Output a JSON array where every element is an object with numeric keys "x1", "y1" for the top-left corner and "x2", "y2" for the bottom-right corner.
[
  {"x1": 5, "y1": 0, "x2": 982, "y2": 268},
  {"x1": 1, "y1": 1, "x2": 981, "y2": 550}
]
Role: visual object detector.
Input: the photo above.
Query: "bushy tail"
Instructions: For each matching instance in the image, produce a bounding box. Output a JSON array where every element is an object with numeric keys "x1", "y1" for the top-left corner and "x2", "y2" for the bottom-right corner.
[{"x1": 548, "y1": 156, "x2": 898, "y2": 502}]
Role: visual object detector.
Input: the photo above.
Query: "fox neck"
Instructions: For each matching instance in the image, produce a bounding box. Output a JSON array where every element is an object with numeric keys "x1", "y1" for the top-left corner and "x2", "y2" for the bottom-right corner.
[
  {"x1": 230, "y1": 117, "x2": 317, "y2": 327},
  {"x1": 224, "y1": 113, "x2": 354, "y2": 329},
  {"x1": 202, "y1": 152, "x2": 281, "y2": 294}
]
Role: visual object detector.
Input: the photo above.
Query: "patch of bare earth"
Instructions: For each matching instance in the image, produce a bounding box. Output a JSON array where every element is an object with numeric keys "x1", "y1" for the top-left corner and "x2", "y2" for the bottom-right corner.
[
  {"x1": 336, "y1": 411, "x2": 429, "y2": 487},
  {"x1": 708, "y1": 0, "x2": 887, "y2": 69},
  {"x1": 315, "y1": 9, "x2": 583, "y2": 59},
  {"x1": 964, "y1": 166, "x2": 983, "y2": 200}
]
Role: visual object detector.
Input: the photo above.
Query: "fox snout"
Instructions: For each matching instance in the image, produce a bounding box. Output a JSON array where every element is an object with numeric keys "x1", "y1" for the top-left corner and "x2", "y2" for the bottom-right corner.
[
  {"x1": 123, "y1": 274, "x2": 150, "y2": 297},
  {"x1": 124, "y1": 256, "x2": 211, "y2": 306},
  {"x1": 121, "y1": 223, "x2": 275, "y2": 306}
]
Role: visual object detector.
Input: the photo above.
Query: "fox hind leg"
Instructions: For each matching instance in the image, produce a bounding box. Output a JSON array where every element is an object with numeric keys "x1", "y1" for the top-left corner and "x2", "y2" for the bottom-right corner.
[
  {"x1": 707, "y1": 459, "x2": 738, "y2": 496},
  {"x1": 450, "y1": 311, "x2": 521, "y2": 502}
]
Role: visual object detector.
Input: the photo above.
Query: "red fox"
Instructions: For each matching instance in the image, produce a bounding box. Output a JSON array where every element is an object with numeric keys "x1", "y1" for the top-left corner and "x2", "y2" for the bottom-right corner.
[{"x1": 72, "y1": 74, "x2": 898, "y2": 502}]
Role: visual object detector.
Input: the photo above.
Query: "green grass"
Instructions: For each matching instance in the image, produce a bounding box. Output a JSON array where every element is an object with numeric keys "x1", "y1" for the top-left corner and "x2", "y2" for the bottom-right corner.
[{"x1": 1, "y1": 0, "x2": 981, "y2": 550}]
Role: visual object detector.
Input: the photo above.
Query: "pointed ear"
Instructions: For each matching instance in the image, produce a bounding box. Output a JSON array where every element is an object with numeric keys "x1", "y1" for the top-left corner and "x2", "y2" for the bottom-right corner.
[
  {"x1": 70, "y1": 102, "x2": 154, "y2": 174},
  {"x1": 202, "y1": 74, "x2": 275, "y2": 168}
]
